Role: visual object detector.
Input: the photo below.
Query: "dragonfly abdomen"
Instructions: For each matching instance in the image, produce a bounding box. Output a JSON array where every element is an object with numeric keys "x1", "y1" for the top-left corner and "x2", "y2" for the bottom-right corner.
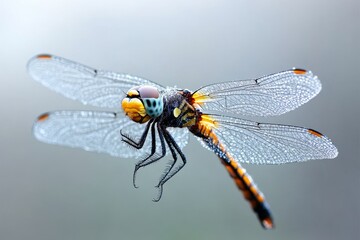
[
  {"x1": 190, "y1": 120, "x2": 274, "y2": 229},
  {"x1": 220, "y1": 157, "x2": 274, "y2": 229}
]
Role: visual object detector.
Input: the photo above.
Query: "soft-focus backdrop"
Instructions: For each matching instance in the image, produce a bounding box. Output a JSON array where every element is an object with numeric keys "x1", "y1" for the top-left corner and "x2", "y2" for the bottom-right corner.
[{"x1": 1, "y1": 1, "x2": 359, "y2": 239}]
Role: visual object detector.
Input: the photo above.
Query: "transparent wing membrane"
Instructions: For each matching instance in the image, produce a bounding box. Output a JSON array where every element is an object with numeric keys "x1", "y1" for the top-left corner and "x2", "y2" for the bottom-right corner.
[
  {"x1": 27, "y1": 54, "x2": 164, "y2": 109},
  {"x1": 197, "y1": 114, "x2": 338, "y2": 164},
  {"x1": 193, "y1": 69, "x2": 321, "y2": 116},
  {"x1": 33, "y1": 111, "x2": 189, "y2": 159}
]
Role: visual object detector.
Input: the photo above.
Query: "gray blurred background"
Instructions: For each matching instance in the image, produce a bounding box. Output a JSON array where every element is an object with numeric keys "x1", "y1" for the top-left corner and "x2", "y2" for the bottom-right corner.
[{"x1": 1, "y1": 1, "x2": 359, "y2": 239}]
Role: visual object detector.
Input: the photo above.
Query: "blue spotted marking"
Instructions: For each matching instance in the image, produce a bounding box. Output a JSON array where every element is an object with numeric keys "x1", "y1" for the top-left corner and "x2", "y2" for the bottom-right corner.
[{"x1": 143, "y1": 97, "x2": 163, "y2": 118}]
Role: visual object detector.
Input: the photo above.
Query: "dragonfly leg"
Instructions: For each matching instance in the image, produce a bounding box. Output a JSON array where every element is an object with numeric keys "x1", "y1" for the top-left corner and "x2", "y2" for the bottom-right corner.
[
  {"x1": 136, "y1": 123, "x2": 166, "y2": 168},
  {"x1": 153, "y1": 127, "x2": 187, "y2": 202},
  {"x1": 133, "y1": 123, "x2": 166, "y2": 188},
  {"x1": 132, "y1": 122, "x2": 156, "y2": 188},
  {"x1": 121, "y1": 119, "x2": 153, "y2": 149},
  {"x1": 153, "y1": 128, "x2": 178, "y2": 202}
]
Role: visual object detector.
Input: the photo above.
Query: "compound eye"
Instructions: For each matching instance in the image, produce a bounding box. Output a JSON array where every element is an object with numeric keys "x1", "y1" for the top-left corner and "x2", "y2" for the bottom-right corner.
[{"x1": 138, "y1": 86, "x2": 160, "y2": 98}]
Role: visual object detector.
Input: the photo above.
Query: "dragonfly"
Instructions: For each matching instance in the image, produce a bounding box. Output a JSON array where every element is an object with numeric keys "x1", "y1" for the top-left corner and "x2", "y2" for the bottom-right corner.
[{"x1": 28, "y1": 54, "x2": 338, "y2": 229}]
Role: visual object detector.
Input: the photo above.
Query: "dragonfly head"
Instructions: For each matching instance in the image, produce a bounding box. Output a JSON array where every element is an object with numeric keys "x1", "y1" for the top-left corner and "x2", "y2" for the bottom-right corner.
[{"x1": 122, "y1": 85, "x2": 164, "y2": 123}]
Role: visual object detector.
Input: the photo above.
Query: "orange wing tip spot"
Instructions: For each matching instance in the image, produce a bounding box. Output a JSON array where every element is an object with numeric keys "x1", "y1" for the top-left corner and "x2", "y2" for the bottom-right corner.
[
  {"x1": 308, "y1": 129, "x2": 323, "y2": 138},
  {"x1": 262, "y1": 217, "x2": 274, "y2": 229},
  {"x1": 293, "y1": 68, "x2": 307, "y2": 75},
  {"x1": 37, "y1": 113, "x2": 50, "y2": 122},
  {"x1": 36, "y1": 54, "x2": 52, "y2": 60}
]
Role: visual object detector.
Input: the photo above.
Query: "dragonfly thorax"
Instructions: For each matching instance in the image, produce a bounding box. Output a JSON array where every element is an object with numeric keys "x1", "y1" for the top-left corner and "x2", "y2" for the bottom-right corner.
[{"x1": 121, "y1": 85, "x2": 164, "y2": 123}]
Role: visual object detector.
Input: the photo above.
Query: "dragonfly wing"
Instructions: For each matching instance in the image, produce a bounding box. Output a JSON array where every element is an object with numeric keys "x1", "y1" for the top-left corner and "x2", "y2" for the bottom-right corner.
[
  {"x1": 33, "y1": 111, "x2": 189, "y2": 159},
  {"x1": 196, "y1": 114, "x2": 338, "y2": 164},
  {"x1": 167, "y1": 127, "x2": 189, "y2": 151},
  {"x1": 28, "y1": 54, "x2": 165, "y2": 109},
  {"x1": 193, "y1": 69, "x2": 321, "y2": 116}
]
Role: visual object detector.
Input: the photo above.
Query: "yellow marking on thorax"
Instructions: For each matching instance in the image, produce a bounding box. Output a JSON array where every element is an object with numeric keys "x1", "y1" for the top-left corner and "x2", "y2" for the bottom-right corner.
[
  {"x1": 176, "y1": 99, "x2": 197, "y2": 127},
  {"x1": 173, "y1": 108, "x2": 181, "y2": 118},
  {"x1": 182, "y1": 118, "x2": 196, "y2": 127},
  {"x1": 178, "y1": 100, "x2": 187, "y2": 109}
]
